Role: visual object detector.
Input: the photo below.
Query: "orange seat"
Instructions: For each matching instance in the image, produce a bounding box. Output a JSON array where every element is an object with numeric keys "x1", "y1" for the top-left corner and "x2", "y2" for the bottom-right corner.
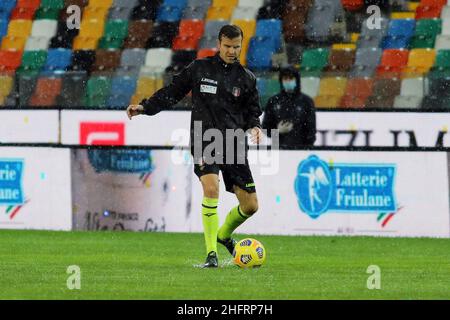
[
  {"x1": 0, "y1": 50, "x2": 23, "y2": 71},
  {"x1": 344, "y1": 78, "x2": 373, "y2": 98},
  {"x1": 340, "y1": 94, "x2": 367, "y2": 108},
  {"x1": 172, "y1": 36, "x2": 199, "y2": 50},
  {"x1": 178, "y1": 20, "x2": 205, "y2": 39},
  {"x1": 197, "y1": 48, "x2": 218, "y2": 59},
  {"x1": 34, "y1": 77, "x2": 62, "y2": 97},
  {"x1": 376, "y1": 49, "x2": 409, "y2": 75}
]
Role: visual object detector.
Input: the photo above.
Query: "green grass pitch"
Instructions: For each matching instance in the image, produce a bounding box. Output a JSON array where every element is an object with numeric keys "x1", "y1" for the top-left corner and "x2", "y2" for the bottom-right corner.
[{"x1": 0, "y1": 230, "x2": 449, "y2": 300}]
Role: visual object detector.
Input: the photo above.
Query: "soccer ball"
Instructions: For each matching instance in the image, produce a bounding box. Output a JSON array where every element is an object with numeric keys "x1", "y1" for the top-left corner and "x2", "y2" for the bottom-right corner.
[{"x1": 232, "y1": 238, "x2": 266, "y2": 268}]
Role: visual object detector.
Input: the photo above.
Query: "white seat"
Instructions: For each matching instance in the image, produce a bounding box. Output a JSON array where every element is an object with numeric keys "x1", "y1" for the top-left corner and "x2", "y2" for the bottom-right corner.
[
  {"x1": 238, "y1": 0, "x2": 264, "y2": 9},
  {"x1": 441, "y1": 6, "x2": 450, "y2": 19},
  {"x1": 301, "y1": 77, "x2": 320, "y2": 98},
  {"x1": 442, "y1": 19, "x2": 450, "y2": 35},
  {"x1": 31, "y1": 19, "x2": 57, "y2": 39},
  {"x1": 435, "y1": 35, "x2": 450, "y2": 49},
  {"x1": 232, "y1": 6, "x2": 259, "y2": 20},
  {"x1": 25, "y1": 36, "x2": 50, "y2": 50},
  {"x1": 400, "y1": 77, "x2": 424, "y2": 97},
  {"x1": 144, "y1": 48, "x2": 173, "y2": 74},
  {"x1": 393, "y1": 95, "x2": 422, "y2": 109}
]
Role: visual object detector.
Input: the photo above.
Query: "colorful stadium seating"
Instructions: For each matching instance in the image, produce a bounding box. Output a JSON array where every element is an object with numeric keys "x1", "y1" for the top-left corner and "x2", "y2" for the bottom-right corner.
[{"x1": 0, "y1": 0, "x2": 449, "y2": 109}]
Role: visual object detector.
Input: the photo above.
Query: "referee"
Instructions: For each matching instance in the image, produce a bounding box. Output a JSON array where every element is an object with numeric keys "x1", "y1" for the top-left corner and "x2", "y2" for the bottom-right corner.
[{"x1": 127, "y1": 25, "x2": 263, "y2": 268}]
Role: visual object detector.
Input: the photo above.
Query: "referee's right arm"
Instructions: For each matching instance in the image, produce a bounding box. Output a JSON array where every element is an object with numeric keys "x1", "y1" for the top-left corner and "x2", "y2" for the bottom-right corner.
[{"x1": 127, "y1": 62, "x2": 195, "y2": 119}]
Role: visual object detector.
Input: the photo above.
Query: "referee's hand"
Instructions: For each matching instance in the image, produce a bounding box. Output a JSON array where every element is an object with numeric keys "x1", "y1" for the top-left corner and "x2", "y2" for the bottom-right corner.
[
  {"x1": 250, "y1": 127, "x2": 262, "y2": 144},
  {"x1": 126, "y1": 104, "x2": 144, "y2": 120}
]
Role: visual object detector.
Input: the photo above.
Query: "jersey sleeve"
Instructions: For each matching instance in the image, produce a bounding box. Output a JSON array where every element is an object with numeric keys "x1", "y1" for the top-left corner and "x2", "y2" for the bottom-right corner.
[
  {"x1": 140, "y1": 61, "x2": 196, "y2": 116},
  {"x1": 244, "y1": 76, "x2": 262, "y2": 130}
]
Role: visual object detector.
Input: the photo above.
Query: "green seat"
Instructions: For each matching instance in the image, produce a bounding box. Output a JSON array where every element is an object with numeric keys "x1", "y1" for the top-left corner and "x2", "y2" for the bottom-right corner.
[
  {"x1": 410, "y1": 19, "x2": 441, "y2": 49},
  {"x1": 83, "y1": 94, "x2": 108, "y2": 107},
  {"x1": 414, "y1": 19, "x2": 442, "y2": 37},
  {"x1": 98, "y1": 37, "x2": 124, "y2": 49},
  {"x1": 300, "y1": 48, "x2": 330, "y2": 75},
  {"x1": 40, "y1": 0, "x2": 65, "y2": 9},
  {"x1": 20, "y1": 51, "x2": 47, "y2": 70},
  {"x1": 86, "y1": 76, "x2": 112, "y2": 97},
  {"x1": 410, "y1": 35, "x2": 435, "y2": 48},
  {"x1": 34, "y1": 7, "x2": 60, "y2": 20},
  {"x1": 434, "y1": 50, "x2": 450, "y2": 69},
  {"x1": 103, "y1": 20, "x2": 129, "y2": 39},
  {"x1": 260, "y1": 78, "x2": 280, "y2": 108}
]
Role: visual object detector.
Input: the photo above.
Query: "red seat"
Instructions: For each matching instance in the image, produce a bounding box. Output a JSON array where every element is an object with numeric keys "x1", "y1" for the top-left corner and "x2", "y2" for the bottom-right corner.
[
  {"x1": 416, "y1": 5, "x2": 443, "y2": 19},
  {"x1": 10, "y1": 7, "x2": 37, "y2": 20},
  {"x1": 17, "y1": 0, "x2": 41, "y2": 10},
  {"x1": 339, "y1": 94, "x2": 367, "y2": 108},
  {"x1": 376, "y1": 49, "x2": 409, "y2": 75},
  {"x1": 29, "y1": 94, "x2": 57, "y2": 107},
  {"x1": 341, "y1": 0, "x2": 364, "y2": 11},
  {"x1": 178, "y1": 19, "x2": 204, "y2": 40},
  {"x1": 34, "y1": 77, "x2": 62, "y2": 97},
  {"x1": 420, "y1": 0, "x2": 446, "y2": 6},
  {"x1": 344, "y1": 78, "x2": 373, "y2": 98},
  {"x1": 0, "y1": 50, "x2": 23, "y2": 71},
  {"x1": 197, "y1": 48, "x2": 217, "y2": 59},
  {"x1": 172, "y1": 36, "x2": 199, "y2": 50}
]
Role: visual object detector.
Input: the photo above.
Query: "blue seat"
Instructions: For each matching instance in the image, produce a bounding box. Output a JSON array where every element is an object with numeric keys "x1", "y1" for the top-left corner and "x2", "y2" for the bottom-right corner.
[
  {"x1": 387, "y1": 19, "x2": 415, "y2": 38},
  {"x1": 0, "y1": 9, "x2": 10, "y2": 20},
  {"x1": 156, "y1": 5, "x2": 184, "y2": 22},
  {"x1": 247, "y1": 37, "x2": 276, "y2": 70},
  {"x1": 44, "y1": 49, "x2": 73, "y2": 71},
  {"x1": 0, "y1": 0, "x2": 16, "y2": 12},
  {"x1": 110, "y1": 76, "x2": 137, "y2": 96},
  {"x1": 163, "y1": 0, "x2": 188, "y2": 7},
  {"x1": 0, "y1": 19, "x2": 8, "y2": 37},
  {"x1": 382, "y1": 36, "x2": 411, "y2": 49},
  {"x1": 255, "y1": 19, "x2": 282, "y2": 51},
  {"x1": 255, "y1": 19, "x2": 282, "y2": 38},
  {"x1": 107, "y1": 94, "x2": 133, "y2": 108}
]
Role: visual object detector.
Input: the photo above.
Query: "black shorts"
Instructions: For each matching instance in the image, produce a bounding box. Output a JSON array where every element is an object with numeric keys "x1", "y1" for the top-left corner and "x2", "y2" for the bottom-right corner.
[{"x1": 194, "y1": 160, "x2": 256, "y2": 194}]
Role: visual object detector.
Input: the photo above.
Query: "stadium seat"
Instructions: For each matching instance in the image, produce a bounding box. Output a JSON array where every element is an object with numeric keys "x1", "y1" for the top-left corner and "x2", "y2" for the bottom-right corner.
[
  {"x1": 157, "y1": 5, "x2": 185, "y2": 22},
  {"x1": 0, "y1": 75, "x2": 14, "y2": 98},
  {"x1": 238, "y1": 0, "x2": 263, "y2": 8},
  {"x1": 324, "y1": 49, "x2": 355, "y2": 75},
  {"x1": 0, "y1": 49, "x2": 23, "y2": 71},
  {"x1": 0, "y1": 0, "x2": 17, "y2": 12},
  {"x1": 89, "y1": 0, "x2": 113, "y2": 9},
  {"x1": 19, "y1": 50, "x2": 47, "y2": 71},
  {"x1": 10, "y1": 7, "x2": 37, "y2": 20},
  {"x1": 73, "y1": 36, "x2": 99, "y2": 50},
  {"x1": 433, "y1": 49, "x2": 450, "y2": 71},
  {"x1": 314, "y1": 94, "x2": 342, "y2": 108},
  {"x1": 393, "y1": 95, "x2": 422, "y2": 108},
  {"x1": 416, "y1": 4, "x2": 444, "y2": 19},
  {"x1": 305, "y1": 1, "x2": 342, "y2": 42},
  {"x1": 144, "y1": 48, "x2": 173, "y2": 73},
  {"x1": 443, "y1": 19, "x2": 450, "y2": 35},
  {"x1": 69, "y1": 49, "x2": 96, "y2": 71},
  {"x1": 317, "y1": 77, "x2": 348, "y2": 97},
  {"x1": 57, "y1": 70, "x2": 87, "y2": 107},
  {"x1": 25, "y1": 36, "x2": 50, "y2": 50},
  {"x1": 349, "y1": 47, "x2": 382, "y2": 77},
  {"x1": 7, "y1": 19, "x2": 33, "y2": 38},
  {"x1": 206, "y1": 6, "x2": 233, "y2": 20},
  {"x1": 44, "y1": 48, "x2": 72, "y2": 70},
  {"x1": 246, "y1": 36, "x2": 276, "y2": 69},
  {"x1": 435, "y1": 35, "x2": 450, "y2": 49},
  {"x1": 197, "y1": 47, "x2": 217, "y2": 58},
  {"x1": 339, "y1": 94, "x2": 368, "y2": 108},
  {"x1": 92, "y1": 49, "x2": 121, "y2": 72},
  {"x1": 365, "y1": 94, "x2": 395, "y2": 108},
  {"x1": 108, "y1": 6, "x2": 133, "y2": 20},
  {"x1": 182, "y1": 5, "x2": 209, "y2": 20},
  {"x1": 372, "y1": 78, "x2": 401, "y2": 98},
  {"x1": 120, "y1": 48, "x2": 146, "y2": 68},
  {"x1": 376, "y1": 49, "x2": 409, "y2": 76},
  {"x1": 300, "y1": 48, "x2": 329, "y2": 77},
  {"x1": 344, "y1": 77, "x2": 373, "y2": 98},
  {"x1": 402, "y1": 48, "x2": 436, "y2": 77},
  {"x1": 147, "y1": 21, "x2": 179, "y2": 48},
  {"x1": 113, "y1": 0, "x2": 138, "y2": 8},
  {"x1": 300, "y1": 76, "x2": 320, "y2": 98},
  {"x1": 31, "y1": 19, "x2": 58, "y2": 39},
  {"x1": 136, "y1": 76, "x2": 157, "y2": 96},
  {"x1": 400, "y1": 77, "x2": 425, "y2": 97},
  {"x1": 78, "y1": 18, "x2": 105, "y2": 39},
  {"x1": 83, "y1": 75, "x2": 112, "y2": 107},
  {"x1": 40, "y1": 0, "x2": 65, "y2": 9},
  {"x1": 1, "y1": 36, "x2": 26, "y2": 50},
  {"x1": 232, "y1": 6, "x2": 259, "y2": 20}
]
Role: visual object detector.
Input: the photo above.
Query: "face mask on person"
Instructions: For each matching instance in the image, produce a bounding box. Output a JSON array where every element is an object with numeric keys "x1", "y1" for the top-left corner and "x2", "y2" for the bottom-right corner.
[{"x1": 282, "y1": 79, "x2": 297, "y2": 92}]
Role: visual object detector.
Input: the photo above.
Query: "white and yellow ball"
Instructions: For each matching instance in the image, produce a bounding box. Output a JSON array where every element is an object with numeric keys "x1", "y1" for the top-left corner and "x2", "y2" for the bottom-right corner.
[{"x1": 232, "y1": 238, "x2": 266, "y2": 268}]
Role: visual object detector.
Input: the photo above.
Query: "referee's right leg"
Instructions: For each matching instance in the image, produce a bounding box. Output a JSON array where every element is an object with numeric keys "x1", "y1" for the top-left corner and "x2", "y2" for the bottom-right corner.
[{"x1": 199, "y1": 173, "x2": 220, "y2": 267}]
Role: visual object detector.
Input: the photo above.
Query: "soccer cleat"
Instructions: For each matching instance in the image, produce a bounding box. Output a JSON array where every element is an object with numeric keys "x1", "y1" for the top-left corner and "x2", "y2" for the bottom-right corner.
[
  {"x1": 217, "y1": 237, "x2": 237, "y2": 256},
  {"x1": 202, "y1": 251, "x2": 218, "y2": 268}
]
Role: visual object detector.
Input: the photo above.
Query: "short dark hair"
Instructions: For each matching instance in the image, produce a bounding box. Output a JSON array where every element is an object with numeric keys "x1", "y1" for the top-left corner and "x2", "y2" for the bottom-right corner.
[{"x1": 218, "y1": 25, "x2": 243, "y2": 41}]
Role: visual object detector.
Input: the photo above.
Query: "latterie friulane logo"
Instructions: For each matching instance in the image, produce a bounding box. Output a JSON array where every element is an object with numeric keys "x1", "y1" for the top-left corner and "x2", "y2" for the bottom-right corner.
[
  {"x1": 88, "y1": 149, "x2": 153, "y2": 173},
  {"x1": 0, "y1": 159, "x2": 24, "y2": 206},
  {"x1": 294, "y1": 155, "x2": 397, "y2": 219}
]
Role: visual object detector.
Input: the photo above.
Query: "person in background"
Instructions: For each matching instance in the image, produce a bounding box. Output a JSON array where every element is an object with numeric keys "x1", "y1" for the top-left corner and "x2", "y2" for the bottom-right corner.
[{"x1": 262, "y1": 66, "x2": 316, "y2": 149}]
